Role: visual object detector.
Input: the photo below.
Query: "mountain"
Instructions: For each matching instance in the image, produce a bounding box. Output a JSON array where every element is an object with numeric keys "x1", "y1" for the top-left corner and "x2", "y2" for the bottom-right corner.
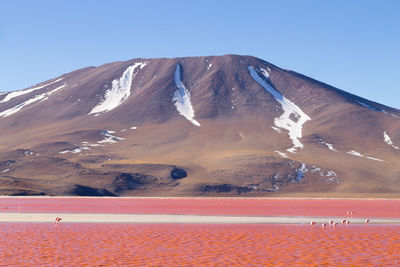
[{"x1": 0, "y1": 55, "x2": 399, "y2": 197}]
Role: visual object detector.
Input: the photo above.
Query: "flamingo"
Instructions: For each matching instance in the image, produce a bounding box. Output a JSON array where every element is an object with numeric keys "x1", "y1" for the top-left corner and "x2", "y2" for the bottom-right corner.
[
  {"x1": 346, "y1": 220, "x2": 350, "y2": 224},
  {"x1": 341, "y1": 219, "x2": 347, "y2": 224},
  {"x1": 310, "y1": 221, "x2": 316, "y2": 226},
  {"x1": 329, "y1": 220, "x2": 334, "y2": 225},
  {"x1": 334, "y1": 223, "x2": 339, "y2": 226},
  {"x1": 365, "y1": 219, "x2": 370, "y2": 224},
  {"x1": 54, "y1": 217, "x2": 62, "y2": 224},
  {"x1": 346, "y1": 210, "x2": 354, "y2": 216},
  {"x1": 322, "y1": 223, "x2": 327, "y2": 228}
]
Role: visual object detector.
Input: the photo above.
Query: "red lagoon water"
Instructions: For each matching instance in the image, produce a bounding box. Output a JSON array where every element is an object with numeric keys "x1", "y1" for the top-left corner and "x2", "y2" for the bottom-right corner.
[
  {"x1": 0, "y1": 223, "x2": 399, "y2": 266},
  {"x1": 1, "y1": 198, "x2": 399, "y2": 218}
]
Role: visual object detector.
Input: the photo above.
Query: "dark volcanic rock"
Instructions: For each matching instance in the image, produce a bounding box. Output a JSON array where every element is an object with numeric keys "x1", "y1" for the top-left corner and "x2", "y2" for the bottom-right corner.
[
  {"x1": 0, "y1": 160, "x2": 15, "y2": 168},
  {"x1": 72, "y1": 184, "x2": 117, "y2": 196},
  {"x1": 171, "y1": 167, "x2": 187, "y2": 179},
  {"x1": 112, "y1": 172, "x2": 157, "y2": 192},
  {"x1": 201, "y1": 184, "x2": 252, "y2": 194},
  {"x1": 10, "y1": 190, "x2": 47, "y2": 196}
]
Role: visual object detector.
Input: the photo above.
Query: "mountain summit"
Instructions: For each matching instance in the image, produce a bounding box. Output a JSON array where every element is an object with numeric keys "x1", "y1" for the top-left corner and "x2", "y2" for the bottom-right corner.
[{"x1": 0, "y1": 55, "x2": 399, "y2": 196}]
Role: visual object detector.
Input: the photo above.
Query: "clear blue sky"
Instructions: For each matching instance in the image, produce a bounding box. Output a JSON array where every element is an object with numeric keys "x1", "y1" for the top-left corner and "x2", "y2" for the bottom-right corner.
[{"x1": 1, "y1": 0, "x2": 399, "y2": 108}]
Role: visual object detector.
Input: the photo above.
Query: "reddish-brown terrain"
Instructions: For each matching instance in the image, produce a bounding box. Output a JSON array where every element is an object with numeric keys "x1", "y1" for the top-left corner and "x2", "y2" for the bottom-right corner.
[{"x1": 0, "y1": 55, "x2": 399, "y2": 196}]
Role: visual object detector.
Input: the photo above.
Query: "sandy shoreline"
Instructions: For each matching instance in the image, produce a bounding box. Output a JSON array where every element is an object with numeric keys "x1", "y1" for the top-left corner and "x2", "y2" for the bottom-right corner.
[{"x1": 1, "y1": 213, "x2": 399, "y2": 224}]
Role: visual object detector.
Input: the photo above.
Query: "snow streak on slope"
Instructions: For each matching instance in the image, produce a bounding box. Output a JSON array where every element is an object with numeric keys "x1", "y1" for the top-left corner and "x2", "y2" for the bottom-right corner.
[
  {"x1": 320, "y1": 141, "x2": 337, "y2": 152},
  {"x1": 271, "y1": 126, "x2": 282, "y2": 133},
  {"x1": 248, "y1": 66, "x2": 310, "y2": 153},
  {"x1": 347, "y1": 150, "x2": 384, "y2": 162},
  {"x1": 173, "y1": 64, "x2": 200, "y2": 126},
  {"x1": 316, "y1": 137, "x2": 337, "y2": 151},
  {"x1": 90, "y1": 62, "x2": 147, "y2": 114},
  {"x1": 357, "y1": 100, "x2": 399, "y2": 118},
  {"x1": 383, "y1": 131, "x2": 399, "y2": 150},
  {"x1": 275, "y1": 150, "x2": 288, "y2": 158},
  {"x1": 0, "y1": 78, "x2": 63, "y2": 103},
  {"x1": 98, "y1": 130, "x2": 125, "y2": 144},
  {"x1": 0, "y1": 85, "x2": 66, "y2": 117},
  {"x1": 59, "y1": 147, "x2": 90, "y2": 154}
]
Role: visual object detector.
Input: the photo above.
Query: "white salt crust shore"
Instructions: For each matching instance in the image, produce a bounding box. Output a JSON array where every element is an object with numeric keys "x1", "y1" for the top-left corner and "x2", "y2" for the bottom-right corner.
[{"x1": 0, "y1": 213, "x2": 399, "y2": 224}]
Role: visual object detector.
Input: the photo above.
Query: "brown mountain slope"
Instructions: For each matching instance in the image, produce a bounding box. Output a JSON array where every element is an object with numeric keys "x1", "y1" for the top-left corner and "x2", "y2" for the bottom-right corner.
[{"x1": 0, "y1": 55, "x2": 399, "y2": 196}]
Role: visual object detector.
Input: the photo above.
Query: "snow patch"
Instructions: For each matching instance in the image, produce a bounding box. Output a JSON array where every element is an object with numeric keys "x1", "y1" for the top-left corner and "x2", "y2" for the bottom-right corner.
[
  {"x1": 172, "y1": 64, "x2": 200, "y2": 126},
  {"x1": 0, "y1": 84, "x2": 66, "y2": 117},
  {"x1": 207, "y1": 64, "x2": 212, "y2": 70},
  {"x1": 1, "y1": 169, "x2": 10, "y2": 173},
  {"x1": 275, "y1": 150, "x2": 288, "y2": 158},
  {"x1": 98, "y1": 130, "x2": 125, "y2": 144},
  {"x1": 84, "y1": 143, "x2": 104, "y2": 147},
  {"x1": 296, "y1": 163, "x2": 307, "y2": 181},
  {"x1": 357, "y1": 100, "x2": 380, "y2": 111},
  {"x1": 347, "y1": 150, "x2": 363, "y2": 157},
  {"x1": 271, "y1": 126, "x2": 282, "y2": 133},
  {"x1": 357, "y1": 100, "x2": 399, "y2": 118},
  {"x1": 63, "y1": 131, "x2": 125, "y2": 152},
  {"x1": 300, "y1": 164, "x2": 340, "y2": 183},
  {"x1": 59, "y1": 144, "x2": 91, "y2": 154},
  {"x1": 248, "y1": 66, "x2": 310, "y2": 153},
  {"x1": 383, "y1": 131, "x2": 399, "y2": 149},
  {"x1": 24, "y1": 151, "x2": 34, "y2": 156},
  {"x1": 90, "y1": 62, "x2": 147, "y2": 114},
  {"x1": 60, "y1": 148, "x2": 82, "y2": 154},
  {"x1": 347, "y1": 150, "x2": 384, "y2": 162},
  {"x1": 322, "y1": 142, "x2": 336, "y2": 152},
  {"x1": 260, "y1": 68, "x2": 270, "y2": 78},
  {"x1": 130, "y1": 126, "x2": 137, "y2": 130},
  {"x1": 319, "y1": 140, "x2": 337, "y2": 152},
  {"x1": 326, "y1": 171, "x2": 337, "y2": 177},
  {"x1": 366, "y1": 156, "x2": 383, "y2": 162},
  {"x1": 0, "y1": 78, "x2": 63, "y2": 103},
  {"x1": 382, "y1": 109, "x2": 400, "y2": 118}
]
